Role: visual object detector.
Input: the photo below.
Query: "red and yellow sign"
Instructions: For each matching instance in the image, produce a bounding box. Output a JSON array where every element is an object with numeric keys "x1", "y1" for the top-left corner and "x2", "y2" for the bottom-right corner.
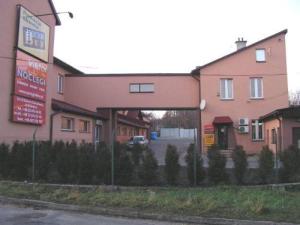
[
  {"x1": 15, "y1": 50, "x2": 47, "y2": 101},
  {"x1": 12, "y1": 95, "x2": 45, "y2": 125},
  {"x1": 204, "y1": 124, "x2": 215, "y2": 134}
]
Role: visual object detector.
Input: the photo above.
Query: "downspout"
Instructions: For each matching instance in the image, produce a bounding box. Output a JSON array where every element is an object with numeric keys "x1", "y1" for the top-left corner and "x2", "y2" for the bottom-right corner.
[
  {"x1": 49, "y1": 110, "x2": 61, "y2": 143},
  {"x1": 275, "y1": 116, "x2": 282, "y2": 183}
]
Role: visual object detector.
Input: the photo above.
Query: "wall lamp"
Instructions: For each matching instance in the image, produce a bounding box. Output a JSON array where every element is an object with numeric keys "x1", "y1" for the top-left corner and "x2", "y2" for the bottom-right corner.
[{"x1": 35, "y1": 11, "x2": 74, "y2": 19}]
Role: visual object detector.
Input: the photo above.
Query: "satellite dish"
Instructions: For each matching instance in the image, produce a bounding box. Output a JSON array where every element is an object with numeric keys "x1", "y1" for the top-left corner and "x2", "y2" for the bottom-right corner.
[{"x1": 200, "y1": 99, "x2": 206, "y2": 111}]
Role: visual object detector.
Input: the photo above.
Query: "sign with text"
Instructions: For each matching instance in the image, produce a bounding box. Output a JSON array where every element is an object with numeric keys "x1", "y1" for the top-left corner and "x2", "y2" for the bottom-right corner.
[
  {"x1": 15, "y1": 50, "x2": 47, "y2": 101},
  {"x1": 204, "y1": 124, "x2": 215, "y2": 134},
  {"x1": 204, "y1": 134, "x2": 215, "y2": 146},
  {"x1": 12, "y1": 95, "x2": 45, "y2": 125},
  {"x1": 17, "y1": 6, "x2": 50, "y2": 62}
]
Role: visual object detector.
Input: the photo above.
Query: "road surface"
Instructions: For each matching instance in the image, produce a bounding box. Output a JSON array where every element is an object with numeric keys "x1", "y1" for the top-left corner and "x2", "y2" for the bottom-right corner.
[{"x1": 0, "y1": 204, "x2": 190, "y2": 225}]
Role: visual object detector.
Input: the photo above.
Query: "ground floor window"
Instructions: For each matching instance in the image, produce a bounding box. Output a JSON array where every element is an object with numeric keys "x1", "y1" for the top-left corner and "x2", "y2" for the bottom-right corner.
[
  {"x1": 61, "y1": 117, "x2": 74, "y2": 131},
  {"x1": 252, "y1": 120, "x2": 264, "y2": 141},
  {"x1": 79, "y1": 120, "x2": 90, "y2": 133}
]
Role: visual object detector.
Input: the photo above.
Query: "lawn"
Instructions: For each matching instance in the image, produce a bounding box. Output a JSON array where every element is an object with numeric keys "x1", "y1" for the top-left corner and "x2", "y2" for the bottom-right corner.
[{"x1": 0, "y1": 181, "x2": 299, "y2": 223}]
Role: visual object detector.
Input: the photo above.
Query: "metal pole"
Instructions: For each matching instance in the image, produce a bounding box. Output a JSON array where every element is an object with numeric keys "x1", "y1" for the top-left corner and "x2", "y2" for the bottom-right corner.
[
  {"x1": 111, "y1": 130, "x2": 115, "y2": 186},
  {"x1": 193, "y1": 128, "x2": 197, "y2": 186},
  {"x1": 32, "y1": 126, "x2": 38, "y2": 182}
]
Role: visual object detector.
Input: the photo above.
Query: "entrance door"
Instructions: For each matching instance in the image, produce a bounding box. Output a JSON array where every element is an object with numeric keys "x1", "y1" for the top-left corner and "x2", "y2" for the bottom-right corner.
[
  {"x1": 217, "y1": 125, "x2": 228, "y2": 149},
  {"x1": 292, "y1": 127, "x2": 300, "y2": 149}
]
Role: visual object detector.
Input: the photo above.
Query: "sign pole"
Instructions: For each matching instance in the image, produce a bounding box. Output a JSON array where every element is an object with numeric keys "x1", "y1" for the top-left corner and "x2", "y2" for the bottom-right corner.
[{"x1": 32, "y1": 126, "x2": 38, "y2": 182}]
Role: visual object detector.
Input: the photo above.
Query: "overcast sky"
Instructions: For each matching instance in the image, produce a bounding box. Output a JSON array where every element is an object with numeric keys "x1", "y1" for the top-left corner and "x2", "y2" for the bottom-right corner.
[{"x1": 52, "y1": 0, "x2": 300, "y2": 94}]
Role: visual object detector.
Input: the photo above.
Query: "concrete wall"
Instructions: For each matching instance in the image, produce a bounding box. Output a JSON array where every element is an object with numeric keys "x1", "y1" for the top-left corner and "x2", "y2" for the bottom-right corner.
[{"x1": 200, "y1": 32, "x2": 289, "y2": 154}]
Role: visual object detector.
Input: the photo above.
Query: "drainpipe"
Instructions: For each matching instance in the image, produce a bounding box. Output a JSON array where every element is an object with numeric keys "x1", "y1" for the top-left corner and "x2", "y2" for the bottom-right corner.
[
  {"x1": 275, "y1": 116, "x2": 282, "y2": 183},
  {"x1": 49, "y1": 111, "x2": 61, "y2": 143}
]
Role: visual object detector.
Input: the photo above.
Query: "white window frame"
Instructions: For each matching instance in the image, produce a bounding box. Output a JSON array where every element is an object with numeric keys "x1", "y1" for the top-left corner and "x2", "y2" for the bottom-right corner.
[
  {"x1": 220, "y1": 79, "x2": 233, "y2": 100},
  {"x1": 251, "y1": 120, "x2": 264, "y2": 141},
  {"x1": 256, "y1": 49, "x2": 266, "y2": 62},
  {"x1": 250, "y1": 77, "x2": 263, "y2": 99},
  {"x1": 57, "y1": 74, "x2": 64, "y2": 94},
  {"x1": 61, "y1": 116, "x2": 74, "y2": 131},
  {"x1": 129, "y1": 83, "x2": 154, "y2": 93}
]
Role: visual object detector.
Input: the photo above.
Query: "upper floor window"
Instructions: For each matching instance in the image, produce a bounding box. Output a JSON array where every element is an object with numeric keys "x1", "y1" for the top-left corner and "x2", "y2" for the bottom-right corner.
[
  {"x1": 252, "y1": 120, "x2": 264, "y2": 141},
  {"x1": 220, "y1": 79, "x2": 233, "y2": 100},
  {"x1": 79, "y1": 120, "x2": 90, "y2": 133},
  {"x1": 57, "y1": 75, "x2": 64, "y2": 94},
  {"x1": 129, "y1": 83, "x2": 154, "y2": 93},
  {"x1": 250, "y1": 78, "x2": 263, "y2": 99},
  {"x1": 256, "y1": 49, "x2": 266, "y2": 62},
  {"x1": 61, "y1": 116, "x2": 74, "y2": 131}
]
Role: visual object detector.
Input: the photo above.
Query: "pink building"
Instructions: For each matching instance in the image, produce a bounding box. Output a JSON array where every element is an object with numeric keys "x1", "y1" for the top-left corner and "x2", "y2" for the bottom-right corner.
[{"x1": 0, "y1": 0, "x2": 298, "y2": 155}]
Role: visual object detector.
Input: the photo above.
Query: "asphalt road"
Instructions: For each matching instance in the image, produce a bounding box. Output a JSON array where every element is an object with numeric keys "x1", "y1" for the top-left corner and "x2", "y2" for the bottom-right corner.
[{"x1": 0, "y1": 204, "x2": 189, "y2": 225}]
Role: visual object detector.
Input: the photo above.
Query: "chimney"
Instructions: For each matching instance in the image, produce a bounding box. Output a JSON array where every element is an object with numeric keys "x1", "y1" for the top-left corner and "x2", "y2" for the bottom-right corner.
[{"x1": 235, "y1": 37, "x2": 247, "y2": 50}]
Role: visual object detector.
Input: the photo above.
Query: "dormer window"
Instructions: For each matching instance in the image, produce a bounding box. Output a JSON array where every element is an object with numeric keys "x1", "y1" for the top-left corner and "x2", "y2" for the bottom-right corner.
[{"x1": 256, "y1": 49, "x2": 266, "y2": 62}]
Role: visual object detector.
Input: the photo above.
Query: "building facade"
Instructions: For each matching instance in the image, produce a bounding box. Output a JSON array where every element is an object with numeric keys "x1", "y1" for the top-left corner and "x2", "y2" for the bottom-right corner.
[{"x1": 0, "y1": 0, "x2": 295, "y2": 155}]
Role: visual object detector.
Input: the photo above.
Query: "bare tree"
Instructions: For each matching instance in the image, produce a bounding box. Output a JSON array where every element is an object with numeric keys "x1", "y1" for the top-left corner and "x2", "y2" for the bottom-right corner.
[{"x1": 289, "y1": 90, "x2": 300, "y2": 106}]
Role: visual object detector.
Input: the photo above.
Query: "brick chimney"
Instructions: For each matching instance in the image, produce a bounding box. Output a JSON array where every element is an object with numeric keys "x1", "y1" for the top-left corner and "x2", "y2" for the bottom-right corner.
[{"x1": 235, "y1": 37, "x2": 247, "y2": 50}]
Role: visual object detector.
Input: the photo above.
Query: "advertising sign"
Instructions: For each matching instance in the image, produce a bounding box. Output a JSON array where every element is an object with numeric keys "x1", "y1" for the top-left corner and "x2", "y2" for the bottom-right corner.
[
  {"x1": 12, "y1": 95, "x2": 45, "y2": 125},
  {"x1": 204, "y1": 124, "x2": 215, "y2": 134},
  {"x1": 204, "y1": 134, "x2": 215, "y2": 146},
  {"x1": 15, "y1": 50, "x2": 47, "y2": 101},
  {"x1": 17, "y1": 6, "x2": 50, "y2": 62}
]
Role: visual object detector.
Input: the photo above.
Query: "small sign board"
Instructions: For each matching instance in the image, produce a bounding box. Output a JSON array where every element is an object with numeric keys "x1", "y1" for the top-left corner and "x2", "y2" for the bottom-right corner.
[
  {"x1": 204, "y1": 124, "x2": 215, "y2": 134},
  {"x1": 17, "y1": 6, "x2": 50, "y2": 62},
  {"x1": 204, "y1": 134, "x2": 215, "y2": 146}
]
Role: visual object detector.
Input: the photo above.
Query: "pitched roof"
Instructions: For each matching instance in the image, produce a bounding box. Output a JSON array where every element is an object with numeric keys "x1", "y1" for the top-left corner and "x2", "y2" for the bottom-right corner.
[
  {"x1": 53, "y1": 57, "x2": 84, "y2": 74},
  {"x1": 260, "y1": 105, "x2": 300, "y2": 121},
  {"x1": 191, "y1": 29, "x2": 288, "y2": 75},
  {"x1": 52, "y1": 99, "x2": 107, "y2": 119}
]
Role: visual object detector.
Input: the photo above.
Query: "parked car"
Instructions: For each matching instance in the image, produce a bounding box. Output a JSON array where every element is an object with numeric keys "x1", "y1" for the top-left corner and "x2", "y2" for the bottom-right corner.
[{"x1": 127, "y1": 136, "x2": 149, "y2": 147}]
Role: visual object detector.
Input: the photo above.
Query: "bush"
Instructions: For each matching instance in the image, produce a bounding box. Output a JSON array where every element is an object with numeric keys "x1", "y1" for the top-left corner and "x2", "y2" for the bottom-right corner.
[
  {"x1": 138, "y1": 149, "x2": 158, "y2": 186},
  {"x1": 258, "y1": 146, "x2": 274, "y2": 184},
  {"x1": 78, "y1": 142, "x2": 94, "y2": 184},
  {"x1": 279, "y1": 145, "x2": 300, "y2": 182},
  {"x1": 94, "y1": 142, "x2": 111, "y2": 184},
  {"x1": 185, "y1": 143, "x2": 205, "y2": 185},
  {"x1": 130, "y1": 144, "x2": 145, "y2": 166},
  {"x1": 164, "y1": 144, "x2": 180, "y2": 185},
  {"x1": 207, "y1": 145, "x2": 228, "y2": 184},
  {"x1": 232, "y1": 145, "x2": 248, "y2": 184},
  {"x1": 36, "y1": 141, "x2": 51, "y2": 181},
  {"x1": 0, "y1": 143, "x2": 10, "y2": 179}
]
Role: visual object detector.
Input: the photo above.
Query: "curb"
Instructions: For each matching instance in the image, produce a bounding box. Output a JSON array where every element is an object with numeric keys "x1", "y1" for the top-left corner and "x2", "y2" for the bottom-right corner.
[{"x1": 0, "y1": 196, "x2": 298, "y2": 225}]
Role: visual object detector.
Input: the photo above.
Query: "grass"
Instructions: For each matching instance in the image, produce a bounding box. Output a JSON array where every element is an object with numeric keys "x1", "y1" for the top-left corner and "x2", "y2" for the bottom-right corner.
[{"x1": 0, "y1": 182, "x2": 300, "y2": 223}]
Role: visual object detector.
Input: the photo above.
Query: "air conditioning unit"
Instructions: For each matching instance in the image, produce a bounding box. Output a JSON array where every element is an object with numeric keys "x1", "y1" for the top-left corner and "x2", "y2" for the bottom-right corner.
[
  {"x1": 238, "y1": 125, "x2": 249, "y2": 133},
  {"x1": 96, "y1": 120, "x2": 103, "y2": 126},
  {"x1": 239, "y1": 118, "x2": 249, "y2": 126}
]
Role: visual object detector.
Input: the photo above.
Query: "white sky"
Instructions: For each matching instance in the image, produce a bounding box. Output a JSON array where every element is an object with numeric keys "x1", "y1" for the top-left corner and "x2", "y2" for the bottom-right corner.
[{"x1": 52, "y1": 0, "x2": 300, "y2": 118}]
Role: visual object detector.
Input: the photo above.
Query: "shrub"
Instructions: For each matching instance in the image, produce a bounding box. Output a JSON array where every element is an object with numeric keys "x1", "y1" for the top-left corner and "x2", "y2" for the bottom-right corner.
[
  {"x1": 207, "y1": 145, "x2": 228, "y2": 184},
  {"x1": 138, "y1": 149, "x2": 158, "y2": 186},
  {"x1": 258, "y1": 146, "x2": 274, "y2": 184},
  {"x1": 164, "y1": 144, "x2": 180, "y2": 185},
  {"x1": 232, "y1": 145, "x2": 248, "y2": 184},
  {"x1": 36, "y1": 141, "x2": 51, "y2": 181},
  {"x1": 279, "y1": 145, "x2": 300, "y2": 182},
  {"x1": 185, "y1": 143, "x2": 205, "y2": 185},
  {"x1": 130, "y1": 144, "x2": 145, "y2": 166},
  {"x1": 78, "y1": 142, "x2": 94, "y2": 184},
  {"x1": 94, "y1": 142, "x2": 111, "y2": 184},
  {"x1": 0, "y1": 143, "x2": 10, "y2": 179}
]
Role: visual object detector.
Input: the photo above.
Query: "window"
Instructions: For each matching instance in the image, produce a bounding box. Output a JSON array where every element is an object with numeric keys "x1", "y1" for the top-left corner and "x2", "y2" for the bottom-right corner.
[
  {"x1": 129, "y1": 83, "x2": 154, "y2": 93},
  {"x1": 79, "y1": 120, "x2": 90, "y2": 133},
  {"x1": 220, "y1": 79, "x2": 233, "y2": 99},
  {"x1": 250, "y1": 78, "x2": 263, "y2": 99},
  {"x1": 252, "y1": 120, "x2": 264, "y2": 141},
  {"x1": 57, "y1": 75, "x2": 64, "y2": 94},
  {"x1": 61, "y1": 117, "x2": 74, "y2": 131},
  {"x1": 256, "y1": 49, "x2": 266, "y2": 62}
]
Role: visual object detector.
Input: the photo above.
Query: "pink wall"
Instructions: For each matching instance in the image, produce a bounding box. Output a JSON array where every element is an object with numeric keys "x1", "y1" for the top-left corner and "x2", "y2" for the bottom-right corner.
[
  {"x1": 264, "y1": 119, "x2": 280, "y2": 153},
  {"x1": 282, "y1": 119, "x2": 300, "y2": 150},
  {"x1": 52, "y1": 112, "x2": 95, "y2": 143},
  {"x1": 0, "y1": 0, "x2": 57, "y2": 144},
  {"x1": 64, "y1": 75, "x2": 199, "y2": 110},
  {"x1": 200, "y1": 33, "x2": 288, "y2": 154}
]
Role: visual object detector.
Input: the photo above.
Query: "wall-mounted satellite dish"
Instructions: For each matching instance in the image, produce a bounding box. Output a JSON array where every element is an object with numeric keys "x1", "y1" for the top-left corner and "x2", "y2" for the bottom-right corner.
[{"x1": 200, "y1": 99, "x2": 206, "y2": 111}]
